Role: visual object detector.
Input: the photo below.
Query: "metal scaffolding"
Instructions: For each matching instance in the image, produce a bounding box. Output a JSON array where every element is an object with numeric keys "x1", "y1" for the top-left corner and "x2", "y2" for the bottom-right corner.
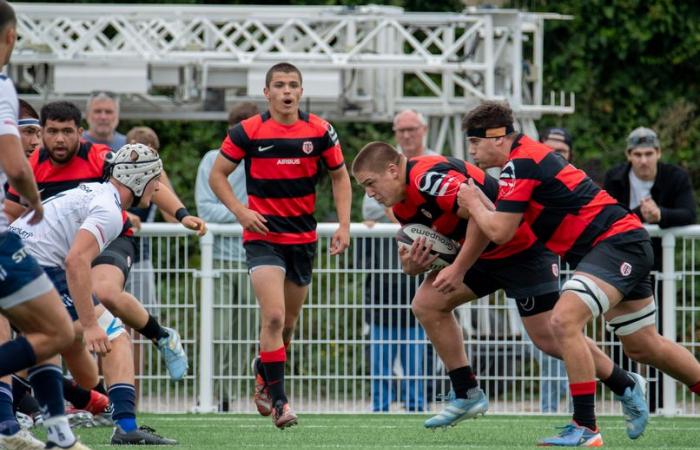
[{"x1": 10, "y1": 3, "x2": 573, "y2": 155}]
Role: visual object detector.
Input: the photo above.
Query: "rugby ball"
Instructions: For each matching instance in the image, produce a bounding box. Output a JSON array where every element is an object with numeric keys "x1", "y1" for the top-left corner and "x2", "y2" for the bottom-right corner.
[{"x1": 395, "y1": 223, "x2": 459, "y2": 272}]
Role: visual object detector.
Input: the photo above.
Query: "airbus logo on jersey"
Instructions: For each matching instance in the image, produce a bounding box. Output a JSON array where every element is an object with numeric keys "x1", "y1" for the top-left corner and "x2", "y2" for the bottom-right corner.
[
  {"x1": 498, "y1": 161, "x2": 517, "y2": 198},
  {"x1": 417, "y1": 171, "x2": 460, "y2": 197},
  {"x1": 277, "y1": 158, "x2": 301, "y2": 165}
]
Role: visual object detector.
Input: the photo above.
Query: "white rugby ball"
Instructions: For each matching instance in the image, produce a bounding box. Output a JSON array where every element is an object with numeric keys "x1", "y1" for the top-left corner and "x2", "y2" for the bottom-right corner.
[{"x1": 395, "y1": 223, "x2": 459, "y2": 272}]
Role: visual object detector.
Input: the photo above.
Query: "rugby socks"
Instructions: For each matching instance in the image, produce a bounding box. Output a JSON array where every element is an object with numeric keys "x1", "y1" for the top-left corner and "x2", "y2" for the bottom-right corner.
[
  {"x1": 690, "y1": 381, "x2": 700, "y2": 395},
  {"x1": 261, "y1": 346, "x2": 288, "y2": 404},
  {"x1": 571, "y1": 381, "x2": 597, "y2": 431},
  {"x1": 28, "y1": 365, "x2": 77, "y2": 447},
  {"x1": 109, "y1": 383, "x2": 137, "y2": 432},
  {"x1": 601, "y1": 364, "x2": 635, "y2": 396},
  {"x1": 0, "y1": 336, "x2": 36, "y2": 377},
  {"x1": 138, "y1": 314, "x2": 169, "y2": 341},
  {"x1": 63, "y1": 377, "x2": 92, "y2": 409},
  {"x1": 449, "y1": 366, "x2": 478, "y2": 399},
  {"x1": 12, "y1": 376, "x2": 39, "y2": 417},
  {"x1": 0, "y1": 381, "x2": 18, "y2": 435}
]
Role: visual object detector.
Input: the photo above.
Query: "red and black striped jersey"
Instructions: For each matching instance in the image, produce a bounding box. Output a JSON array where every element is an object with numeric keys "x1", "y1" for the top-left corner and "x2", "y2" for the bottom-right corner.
[
  {"x1": 392, "y1": 155, "x2": 538, "y2": 260},
  {"x1": 494, "y1": 134, "x2": 643, "y2": 261},
  {"x1": 6, "y1": 140, "x2": 132, "y2": 236},
  {"x1": 219, "y1": 110, "x2": 345, "y2": 245}
]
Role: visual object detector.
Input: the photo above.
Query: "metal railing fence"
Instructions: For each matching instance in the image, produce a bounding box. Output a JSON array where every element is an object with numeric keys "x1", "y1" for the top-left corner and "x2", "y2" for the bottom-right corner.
[{"x1": 127, "y1": 223, "x2": 699, "y2": 416}]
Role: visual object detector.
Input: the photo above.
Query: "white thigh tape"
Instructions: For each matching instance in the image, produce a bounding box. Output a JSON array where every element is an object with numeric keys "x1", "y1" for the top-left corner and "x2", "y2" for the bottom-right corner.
[
  {"x1": 606, "y1": 301, "x2": 657, "y2": 336},
  {"x1": 561, "y1": 274, "x2": 610, "y2": 317},
  {"x1": 97, "y1": 308, "x2": 126, "y2": 341}
]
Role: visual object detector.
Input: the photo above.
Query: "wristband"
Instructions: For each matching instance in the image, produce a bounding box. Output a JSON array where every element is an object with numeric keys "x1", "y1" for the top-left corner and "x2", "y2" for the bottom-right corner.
[{"x1": 175, "y1": 207, "x2": 190, "y2": 222}]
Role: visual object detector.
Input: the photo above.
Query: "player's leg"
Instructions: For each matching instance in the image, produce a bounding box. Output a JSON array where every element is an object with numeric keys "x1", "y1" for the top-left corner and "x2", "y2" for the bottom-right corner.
[
  {"x1": 92, "y1": 237, "x2": 187, "y2": 381},
  {"x1": 61, "y1": 339, "x2": 111, "y2": 427},
  {"x1": 411, "y1": 271, "x2": 488, "y2": 428}
]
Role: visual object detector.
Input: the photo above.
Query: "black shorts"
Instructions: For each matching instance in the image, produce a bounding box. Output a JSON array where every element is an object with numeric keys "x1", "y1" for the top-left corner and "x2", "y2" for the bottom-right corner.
[
  {"x1": 244, "y1": 240, "x2": 317, "y2": 286},
  {"x1": 573, "y1": 230, "x2": 654, "y2": 301},
  {"x1": 464, "y1": 244, "x2": 561, "y2": 317},
  {"x1": 91, "y1": 235, "x2": 136, "y2": 282}
]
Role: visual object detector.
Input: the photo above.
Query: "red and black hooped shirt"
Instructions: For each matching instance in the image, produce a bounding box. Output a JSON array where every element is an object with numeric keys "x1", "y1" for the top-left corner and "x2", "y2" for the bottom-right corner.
[
  {"x1": 392, "y1": 155, "x2": 538, "y2": 260},
  {"x1": 494, "y1": 134, "x2": 644, "y2": 262},
  {"x1": 219, "y1": 111, "x2": 345, "y2": 245}
]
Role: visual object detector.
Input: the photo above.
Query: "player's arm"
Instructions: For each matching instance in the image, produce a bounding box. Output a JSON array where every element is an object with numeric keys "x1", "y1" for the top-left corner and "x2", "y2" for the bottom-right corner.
[
  {"x1": 151, "y1": 180, "x2": 207, "y2": 236},
  {"x1": 458, "y1": 179, "x2": 522, "y2": 244},
  {"x1": 0, "y1": 134, "x2": 43, "y2": 224},
  {"x1": 65, "y1": 229, "x2": 110, "y2": 355},
  {"x1": 3, "y1": 198, "x2": 26, "y2": 223},
  {"x1": 328, "y1": 165, "x2": 352, "y2": 255},
  {"x1": 156, "y1": 169, "x2": 177, "y2": 223},
  {"x1": 209, "y1": 153, "x2": 268, "y2": 234}
]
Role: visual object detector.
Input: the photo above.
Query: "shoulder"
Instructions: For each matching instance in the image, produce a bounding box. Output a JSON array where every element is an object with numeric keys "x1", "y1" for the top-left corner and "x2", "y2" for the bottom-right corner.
[{"x1": 307, "y1": 113, "x2": 336, "y2": 135}]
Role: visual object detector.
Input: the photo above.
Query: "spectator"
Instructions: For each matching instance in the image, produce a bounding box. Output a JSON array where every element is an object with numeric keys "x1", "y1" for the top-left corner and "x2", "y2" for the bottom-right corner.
[
  {"x1": 18, "y1": 99, "x2": 41, "y2": 157},
  {"x1": 362, "y1": 109, "x2": 434, "y2": 412},
  {"x1": 604, "y1": 126, "x2": 697, "y2": 412},
  {"x1": 195, "y1": 101, "x2": 259, "y2": 412},
  {"x1": 541, "y1": 127, "x2": 573, "y2": 162},
  {"x1": 82, "y1": 90, "x2": 127, "y2": 151}
]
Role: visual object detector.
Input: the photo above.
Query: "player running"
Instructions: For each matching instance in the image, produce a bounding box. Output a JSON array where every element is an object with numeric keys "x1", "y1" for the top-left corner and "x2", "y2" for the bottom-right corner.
[{"x1": 352, "y1": 142, "x2": 647, "y2": 432}]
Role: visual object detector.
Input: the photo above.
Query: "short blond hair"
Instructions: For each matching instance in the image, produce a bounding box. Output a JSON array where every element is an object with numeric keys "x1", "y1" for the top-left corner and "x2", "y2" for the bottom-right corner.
[{"x1": 126, "y1": 126, "x2": 160, "y2": 151}]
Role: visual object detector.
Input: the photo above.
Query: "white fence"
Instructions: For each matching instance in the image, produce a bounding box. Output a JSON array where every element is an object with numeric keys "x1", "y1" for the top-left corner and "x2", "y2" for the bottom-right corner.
[{"x1": 128, "y1": 223, "x2": 700, "y2": 416}]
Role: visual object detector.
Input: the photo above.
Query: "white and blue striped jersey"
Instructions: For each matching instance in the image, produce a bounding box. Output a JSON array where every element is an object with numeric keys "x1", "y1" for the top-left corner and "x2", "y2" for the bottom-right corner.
[{"x1": 0, "y1": 73, "x2": 20, "y2": 232}]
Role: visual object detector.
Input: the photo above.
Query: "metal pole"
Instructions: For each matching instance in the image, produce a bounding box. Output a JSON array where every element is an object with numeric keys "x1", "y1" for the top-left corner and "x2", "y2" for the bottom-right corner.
[
  {"x1": 195, "y1": 231, "x2": 216, "y2": 413},
  {"x1": 660, "y1": 231, "x2": 677, "y2": 417}
]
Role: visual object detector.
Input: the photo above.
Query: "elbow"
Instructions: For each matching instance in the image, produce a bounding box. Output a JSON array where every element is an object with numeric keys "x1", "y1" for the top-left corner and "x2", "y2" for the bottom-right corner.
[{"x1": 490, "y1": 228, "x2": 516, "y2": 246}]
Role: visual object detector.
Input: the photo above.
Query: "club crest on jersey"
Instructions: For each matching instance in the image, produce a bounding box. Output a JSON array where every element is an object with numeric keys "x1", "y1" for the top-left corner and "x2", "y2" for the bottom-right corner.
[
  {"x1": 302, "y1": 141, "x2": 314, "y2": 154},
  {"x1": 498, "y1": 161, "x2": 517, "y2": 198},
  {"x1": 416, "y1": 171, "x2": 459, "y2": 197},
  {"x1": 620, "y1": 262, "x2": 632, "y2": 277},
  {"x1": 420, "y1": 208, "x2": 433, "y2": 219}
]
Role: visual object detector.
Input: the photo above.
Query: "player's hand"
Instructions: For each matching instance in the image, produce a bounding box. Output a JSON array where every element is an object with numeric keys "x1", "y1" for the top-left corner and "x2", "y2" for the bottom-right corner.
[
  {"x1": 182, "y1": 216, "x2": 207, "y2": 236},
  {"x1": 84, "y1": 324, "x2": 111, "y2": 356},
  {"x1": 399, "y1": 237, "x2": 439, "y2": 275},
  {"x1": 457, "y1": 180, "x2": 481, "y2": 212},
  {"x1": 126, "y1": 212, "x2": 142, "y2": 231},
  {"x1": 24, "y1": 200, "x2": 44, "y2": 225},
  {"x1": 330, "y1": 225, "x2": 350, "y2": 255},
  {"x1": 432, "y1": 264, "x2": 466, "y2": 296},
  {"x1": 238, "y1": 208, "x2": 269, "y2": 235}
]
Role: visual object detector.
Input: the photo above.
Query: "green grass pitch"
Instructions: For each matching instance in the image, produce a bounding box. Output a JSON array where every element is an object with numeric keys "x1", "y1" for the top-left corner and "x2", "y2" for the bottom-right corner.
[{"x1": 44, "y1": 414, "x2": 699, "y2": 449}]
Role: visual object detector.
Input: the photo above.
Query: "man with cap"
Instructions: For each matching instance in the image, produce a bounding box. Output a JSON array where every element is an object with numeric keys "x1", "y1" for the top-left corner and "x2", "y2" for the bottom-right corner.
[
  {"x1": 541, "y1": 127, "x2": 573, "y2": 162},
  {"x1": 604, "y1": 127, "x2": 696, "y2": 230}
]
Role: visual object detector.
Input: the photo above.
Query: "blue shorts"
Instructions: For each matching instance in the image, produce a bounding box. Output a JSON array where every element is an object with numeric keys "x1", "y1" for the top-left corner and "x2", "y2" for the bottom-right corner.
[
  {"x1": 0, "y1": 231, "x2": 54, "y2": 310},
  {"x1": 42, "y1": 266, "x2": 100, "y2": 321}
]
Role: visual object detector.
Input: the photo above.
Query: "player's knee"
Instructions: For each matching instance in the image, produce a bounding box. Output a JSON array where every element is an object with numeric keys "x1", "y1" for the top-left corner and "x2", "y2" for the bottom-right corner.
[
  {"x1": 261, "y1": 310, "x2": 285, "y2": 332},
  {"x1": 530, "y1": 333, "x2": 561, "y2": 359},
  {"x1": 52, "y1": 321, "x2": 76, "y2": 353},
  {"x1": 549, "y1": 310, "x2": 578, "y2": 340},
  {"x1": 92, "y1": 279, "x2": 120, "y2": 306}
]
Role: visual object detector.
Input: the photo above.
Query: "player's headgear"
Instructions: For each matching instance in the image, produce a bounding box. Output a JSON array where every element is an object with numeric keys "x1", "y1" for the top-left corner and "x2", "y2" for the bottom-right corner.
[{"x1": 109, "y1": 143, "x2": 162, "y2": 198}]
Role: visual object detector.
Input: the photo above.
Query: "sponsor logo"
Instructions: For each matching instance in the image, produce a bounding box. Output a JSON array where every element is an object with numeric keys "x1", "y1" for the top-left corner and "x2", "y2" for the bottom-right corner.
[
  {"x1": 302, "y1": 141, "x2": 314, "y2": 154},
  {"x1": 11, "y1": 247, "x2": 28, "y2": 264},
  {"x1": 277, "y1": 158, "x2": 301, "y2": 165},
  {"x1": 7, "y1": 226, "x2": 32, "y2": 240},
  {"x1": 407, "y1": 225, "x2": 458, "y2": 252},
  {"x1": 498, "y1": 161, "x2": 517, "y2": 198},
  {"x1": 620, "y1": 262, "x2": 632, "y2": 276},
  {"x1": 258, "y1": 145, "x2": 274, "y2": 152},
  {"x1": 416, "y1": 171, "x2": 459, "y2": 197},
  {"x1": 551, "y1": 264, "x2": 559, "y2": 277},
  {"x1": 420, "y1": 208, "x2": 433, "y2": 219},
  {"x1": 517, "y1": 297, "x2": 535, "y2": 312}
]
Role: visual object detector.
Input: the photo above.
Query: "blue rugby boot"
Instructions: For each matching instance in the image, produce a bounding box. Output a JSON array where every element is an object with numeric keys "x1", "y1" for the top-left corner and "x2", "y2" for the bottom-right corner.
[
  {"x1": 157, "y1": 327, "x2": 189, "y2": 381},
  {"x1": 614, "y1": 371, "x2": 648, "y2": 439},
  {"x1": 538, "y1": 423, "x2": 603, "y2": 447},
  {"x1": 424, "y1": 388, "x2": 488, "y2": 429}
]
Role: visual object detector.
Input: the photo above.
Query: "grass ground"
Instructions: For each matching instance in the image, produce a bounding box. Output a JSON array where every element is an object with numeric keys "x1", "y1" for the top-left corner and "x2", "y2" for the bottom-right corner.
[{"x1": 37, "y1": 414, "x2": 700, "y2": 449}]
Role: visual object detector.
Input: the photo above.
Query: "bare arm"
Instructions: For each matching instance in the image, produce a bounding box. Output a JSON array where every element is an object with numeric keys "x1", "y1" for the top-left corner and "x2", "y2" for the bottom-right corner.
[
  {"x1": 0, "y1": 135, "x2": 42, "y2": 224},
  {"x1": 3, "y1": 198, "x2": 26, "y2": 223},
  {"x1": 151, "y1": 181, "x2": 207, "y2": 236},
  {"x1": 329, "y1": 166, "x2": 352, "y2": 255},
  {"x1": 157, "y1": 170, "x2": 177, "y2": 223},
  {"x1": 65, "y1": 230, "x2": 109, "y2": 355},
  {"x1": 209, "y1": 154, "x2": 268, "y2": 234},
  {"x1": 458, "y1": 180, "x2": 522, "y2": 245}
]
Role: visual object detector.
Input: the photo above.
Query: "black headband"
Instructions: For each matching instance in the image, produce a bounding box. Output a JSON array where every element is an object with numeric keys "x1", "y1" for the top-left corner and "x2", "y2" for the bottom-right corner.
[{"x1": 465, "y1": 124, "x2": 514, "y2": 138}]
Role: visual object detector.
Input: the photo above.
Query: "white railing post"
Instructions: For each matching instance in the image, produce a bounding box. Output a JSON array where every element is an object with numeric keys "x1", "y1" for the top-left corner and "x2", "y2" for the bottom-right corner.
[
  {"x1": 194, "y1": 230, "x2": 216, "y2": 412},
  {"x1": 660, "y1": 231, "x2": 677, "y2": 416}
]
